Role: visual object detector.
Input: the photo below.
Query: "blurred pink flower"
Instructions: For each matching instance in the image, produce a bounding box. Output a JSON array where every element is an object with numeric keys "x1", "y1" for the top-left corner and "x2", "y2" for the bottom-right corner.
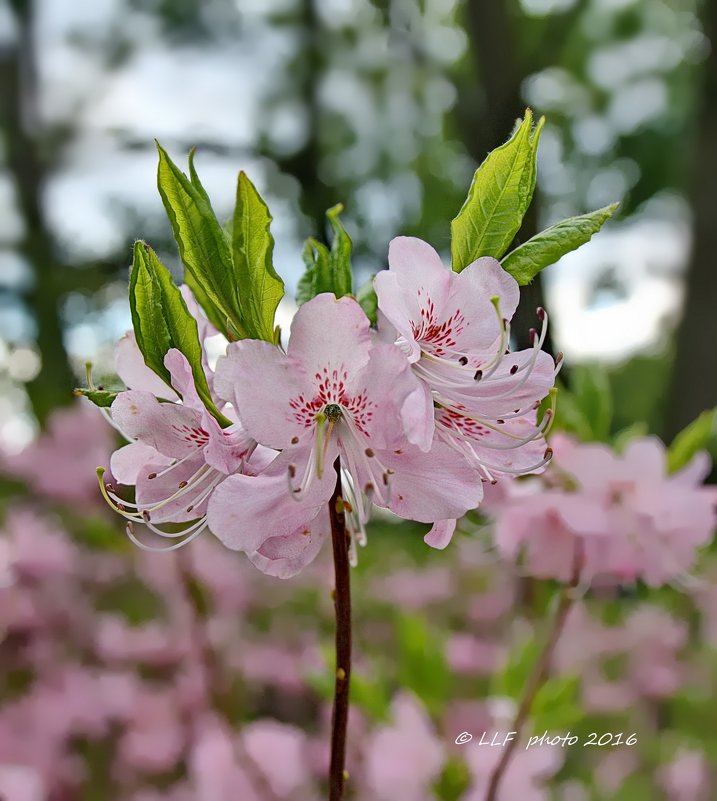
[
  {"x1": 492, "y1": 434, "x2": 716, "y2": 586},
  {"x1": 4, "y1": 401, "x2": 113, "y2": 504},
  {"x1": 362, "y1": 693, "x2": 444, "y2": 801},
  {"x1": 242, "y1": 719, "x2": 312, "y2": 798},
  {"x1": 658, "y1": 748, "x2": 710, "y2": 801},
  {"x1": 0, "y1": 765, "x2": 45, "y2": 801}
]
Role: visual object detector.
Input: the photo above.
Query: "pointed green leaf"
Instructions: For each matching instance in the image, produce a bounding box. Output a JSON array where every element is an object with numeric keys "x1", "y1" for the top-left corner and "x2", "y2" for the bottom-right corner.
[
  {"x1": 356, "y1": 275, "x2": 378, "y2": 325},
  {"x1": 451, "y1": 109, "x2": 540, "y2": 270},
  {"x1": 129, "y1": 241, "x2": 231, "y2": 427},
  {"x1": 501, "y1": 203, "x2": 619, "y2": 285},
  {"x1": 296, "y1": 205, "x2": 354, "y2": 304},
  {"x1": 326, "y1": 203, "x2": 353, "y2": 298},
  {"x1": 667, "y1": 409, "x2": 717, "y2": 474},
  {"x1": 156, "y1": 143, "x2": 243, "y2": 339},
  {"x1": 232, "y1": 172, "x2": 284, "y2": 343},
  {"x1": 73, "y1": 388, "x2": 119, "y2": 408},
  {"x1": 554, "y1": 364, "x2": 613, "y2": 442}
]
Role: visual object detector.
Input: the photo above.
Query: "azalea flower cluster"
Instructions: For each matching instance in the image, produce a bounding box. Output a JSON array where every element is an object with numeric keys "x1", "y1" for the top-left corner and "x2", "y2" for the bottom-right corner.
[
  {"x1": 486, "y1": 433, "x2": 717, "y2": 587},
  {"x1": 102, "y1": 237, "x2": 558, "y2": 577}
]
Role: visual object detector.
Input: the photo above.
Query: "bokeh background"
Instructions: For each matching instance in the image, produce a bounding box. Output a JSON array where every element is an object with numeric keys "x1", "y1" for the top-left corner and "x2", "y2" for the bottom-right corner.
[{"x1": 1, "y1": 1, "x2": 716, "y2": 800}]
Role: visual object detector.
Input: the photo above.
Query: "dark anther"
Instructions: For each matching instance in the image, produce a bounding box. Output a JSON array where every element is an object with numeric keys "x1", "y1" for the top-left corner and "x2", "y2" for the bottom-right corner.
[
  {"x1": 458, "y1": 356, "x2": 468, "y2": 366},
  {"x1": 474, "y1": 369, "x2": 483, "y2": 381}
]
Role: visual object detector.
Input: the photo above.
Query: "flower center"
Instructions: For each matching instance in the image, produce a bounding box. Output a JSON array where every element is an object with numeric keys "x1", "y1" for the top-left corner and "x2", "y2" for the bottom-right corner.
[{"x1": 325, "y1": 403, "x2": 343, "y2": 422}]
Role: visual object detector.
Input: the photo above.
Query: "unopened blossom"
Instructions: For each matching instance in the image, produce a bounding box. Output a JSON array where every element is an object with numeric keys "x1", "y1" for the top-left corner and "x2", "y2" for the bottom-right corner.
[
  {"x1": 374, "y1": 237, "x2": 558, "y2": 547},
  {"x1": 208, "y1": 293, "x2": 482, "y2": 566},
  {"x1": 491, "y1": 434, "x2": 717, "y2": 587}
]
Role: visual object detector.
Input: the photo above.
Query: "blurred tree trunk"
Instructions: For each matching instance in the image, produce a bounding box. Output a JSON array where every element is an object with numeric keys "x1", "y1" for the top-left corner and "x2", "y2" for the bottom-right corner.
[
  {"x1": 0, "y1": 0, "x2": 75, "y2": 424},
  {"x1": 272, "y1": 0, "x2": 333, "y2": 239},
  {"x1": 459, "y1": 0, "x2": 548, "y2": 351},
  {"x1": 665, "y1": 0, "x2": 717, "y2": 438}
]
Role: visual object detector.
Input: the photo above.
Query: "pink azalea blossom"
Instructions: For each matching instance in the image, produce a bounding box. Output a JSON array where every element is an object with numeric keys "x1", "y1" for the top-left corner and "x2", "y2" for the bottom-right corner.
[
  {"x1": 375, "y1": 237, "x2": 557, "y2": 475},
  {"x1": 209, "y1": 293, "x2": 482, "y2": 565},
  {"x1": 362, "y1": 693, "x2": 445, "y2": 801},
  {"x1": 491, "y1": 434, "x2": 717, "y2": 587},
  {"x1": 104, "y1": 306, "x2": 331, "y2": 577},
  {"x1": 104, "y1": 346, "x2": 255, "y2": 550},
  {"x1": 4, "y1": 401, "x2": 114, "y2": 504},
  {"x1": 374, "y1": 237, "x2": 558, "y2": 548}
]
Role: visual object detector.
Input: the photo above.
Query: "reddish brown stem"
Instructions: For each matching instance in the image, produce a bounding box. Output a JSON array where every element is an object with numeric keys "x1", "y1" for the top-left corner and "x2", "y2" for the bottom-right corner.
[
  {"x1": 328, "y1": 458, "x2": 352, "y2": 801},
  {"x1": 483, "y1": 552, "x2": 582, "y2": 801}
]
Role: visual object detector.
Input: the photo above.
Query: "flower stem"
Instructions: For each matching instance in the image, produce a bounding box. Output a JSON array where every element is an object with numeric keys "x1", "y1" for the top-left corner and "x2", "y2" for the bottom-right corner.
[
  {"x1": 483, "y1": 550, "x2": 582, "y2": 801},
  {"x1": 329, "y1": 457, "x2": 352, "y2": 801}
]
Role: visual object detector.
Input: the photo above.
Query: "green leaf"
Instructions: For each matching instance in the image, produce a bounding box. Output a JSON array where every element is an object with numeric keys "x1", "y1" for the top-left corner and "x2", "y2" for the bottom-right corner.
[
  {"x1": 501, "y1": 203, "x2": 619, "y2": 285},
  {"x1": 156, "y1": 143, "x2": 243, "y2": 339},
  {"x1": 451, "y1": 109, "x2": 541, "y2": 270},
  {"x1": 232, "y1": 172, "x2": 284, "y2": 343},
  {"x1": 326, "y1": 203, "x2": 353, "y2": 298},
  {"x1": 129, "y1": 241, "x2": 231, "y2": 427},
  {"x1": 667, "y1": 409, "x2": 717, "y2": 473},
  {"x1": 73, "y1": 388, "x2": 119, "y2": 408},
  {"x1": 296, "y1": 204, "x2": 354, "y2": 303},
  {"x1": 395, "y1": 613, "x2": 451, "y2": 716},
  {"x1": 612, "y1": 421, "x2": 649, "y2": 453},
  {"x1": 433, "y1": 758, "x2": 471, "y2": 801},
  {"x1": 356, "y1": 275, "x2": 378, "y2": 325},
  {"x1": 297, "y1": 238, "x2": 330, "y2": 304},
  {"x1": 555, "y1": 364, "x2": 613, "y2": 442}
]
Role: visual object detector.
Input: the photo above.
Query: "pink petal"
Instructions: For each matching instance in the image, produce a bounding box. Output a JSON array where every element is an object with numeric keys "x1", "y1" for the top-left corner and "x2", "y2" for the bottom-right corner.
[
  {"x1": 382, "y1": 441, "x2": 483, "y2": 523},
  {"x1": 247, "y1": 507, "x2": 329, "y2": 578},
  {"x1": 135, "y1": 455, "x2": 213, "y2": 523},
  {"x1": 164, "y1": 348, "x2": 204, "y2": 410},
  {"x1": 671, "y1": 450, "x2": 712, "y2": 486},
  {"x1": 114, "y1": 332, "x2": 177, "y2": 399},
  {"x1": 424, "y1": 519, "x2": 457, "y2": 550},
  {"x1": 207, "y1": 448, "x2": 335, "y2": 553},
  {"x1": 287, "y1": 293, "x2": 372, "y2": 380},
  {"x1": 376, "y1": 237, "x2": 453, "y2": 360},
  {"x1": 622, "y1": 436, "x2": 666, "y2": 482},
  {"x1": 353, "y1": 343, "x2": 434, "y2": 451},
  {"x1": 111, "y1": 391, "x2": 206, "y2": 459},
  {"x1": 110, "y1": 441, "x2": 170, "y2": 485},
  {"x1": 373, "y1": 271, "x2": 422, "y2": 362},
  {"x1": 214, "y1": 340, "x2": 306, "y2": 449}
]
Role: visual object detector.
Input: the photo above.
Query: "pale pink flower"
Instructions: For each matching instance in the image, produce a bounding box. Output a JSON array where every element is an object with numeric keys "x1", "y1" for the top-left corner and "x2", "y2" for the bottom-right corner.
[
  {"x1": 107, "y1": 319, "x2": 332, "y2": 577},
  {"x1": 362, "y1": 693, "x2": 444, "y2": 801},
  {"x1": 189, "y1": 718, "x2": 259, "y2": 801},
  {"x1": 658, "y1": 748, "x2": 710, "y2": 801},
  {"x1": 242, "y1": 720, "x2": 312, "y2": 798},
  {"x1": 209, "y1": 293, "x2": 481, "y2": 566},
  {"x1": 104, "y1": 346, "x2": 256, "y2": 551},
  {"x1": 5, "y1": 401, "x2": 113, "y2": 504},
  {"x1": 0, "y1": 765, "x2": 45, "y2": 801},
  {"x1": 491, "y1": 434, "x2": 716, "y2": 587},
  {"x1": 374, "y1": 237, "x2": 558, "y2": 548}
]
